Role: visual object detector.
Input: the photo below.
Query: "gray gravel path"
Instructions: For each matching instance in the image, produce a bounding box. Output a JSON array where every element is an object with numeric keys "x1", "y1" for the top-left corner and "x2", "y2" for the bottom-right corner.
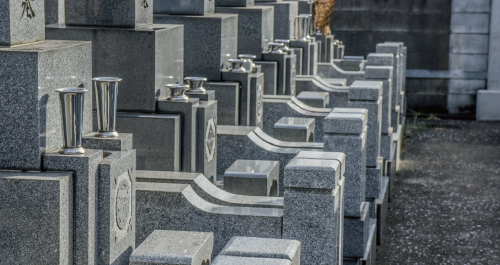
[{"x1": 376, "y1": 119, "x2": 500, "y2": 264}]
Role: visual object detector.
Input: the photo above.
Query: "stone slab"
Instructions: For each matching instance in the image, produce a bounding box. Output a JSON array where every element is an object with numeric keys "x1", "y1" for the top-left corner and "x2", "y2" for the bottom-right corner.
[
  {"x1": 222, "y1": 70, "x2": 252, "y2": 126},
  {"x1": 46, "y1": 24, "x2": 184, "y2": 112},
  {"x1": 365, "y1": 161, "x2": 382, "y2": 200},
  {"x1": 263, "y1": 53, "x2": 287, "y2": 95},
  {"x1": 257, "y1": 2, "x2": 298, "y2": 40},
  {"x1": 0, "y1": 40, "x2": 92, "y2": 171},
  {"x1": 376, "y1": 176, "x2": 389, "y2": 246},
  {"x1": 186, "y1": 90, "x2": 216, "y2": 101},
  {"x1": 154, "y1": 14, "x2": 237, "y2": 81},
  {"x1": 297, "y1": 91, "x2": 330, "y2": 108},
  {"x1": 324, "y1": 111, "x2": 368, "y2": 135},
  {"x1": 212, "y1": 256, "x2": 291, "y2": 265},
  {"x1": 220, "y1": 237, "x2": 301, "y2": 265},
  {"x1": 343, "y1": 202, "x2": 370, "y2": 258},
  {"x1": 250, "y1": 72, "x2": 265, "y2": 128},
  {"x1": 274, "y1": 117, "x2": 315, "y2": 142},
  {"x1": 290, "y1": 41, "x2": 310, "y2": 76},
  {"x1": 255, "y1": 61, "x2": 278, "y2": 95},
  {"x1": 367, "y1": 53, "x2": 394, "y2": 67},
  {"x1": 130, "y1": 230, "x2": 213, "y2": 265},
  {"x1": 204, "y1": 82, "x2": 240, "y2": 125},
  {"x1": 82, "y1": 132, "x2": 133, "y2": 151},
  {"x1": 476, "y1": 90, "x2": 500, "y2": 120},
  {"x1": 294, "y1": 151, "x2": 346, "y2": 177},
  {"x1": 224, "y1": 160, "x2": 279, "y2": 196},
  {"x1": 0, "y1": 171, "x2": 73, "y2": 264},
  {"x1": 215, "y1": 0, "x2": 255, "y2": 7},
  {"x1": 284, "y1": 157, "x2": 339, "y2": 191},
  {"x1": 42, "y1": 149, "x2": 103, "y2": 265}
]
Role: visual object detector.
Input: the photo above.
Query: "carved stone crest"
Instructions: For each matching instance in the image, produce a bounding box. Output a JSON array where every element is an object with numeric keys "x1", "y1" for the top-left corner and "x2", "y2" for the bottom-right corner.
[
  {"x1": 141, "y1": 0, "x2": 149, "y2": 8},
  {"x1": 205, "y1": 118, "x2": 216, "y2": 162},
  {"x1": 21, "y1": 0, "x2": 35, "y2": 19},
  {"x1": 114, "y1": 169, "x2": 132, "y2": 242},
  {"x1": 256, "y1": 85, "x2": 263, "y2": 123}
]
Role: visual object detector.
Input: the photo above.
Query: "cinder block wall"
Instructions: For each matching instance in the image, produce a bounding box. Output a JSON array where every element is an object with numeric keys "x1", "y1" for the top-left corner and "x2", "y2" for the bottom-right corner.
[{"x1": 330, "y1": 0, "x2": 492, "y2": 117}]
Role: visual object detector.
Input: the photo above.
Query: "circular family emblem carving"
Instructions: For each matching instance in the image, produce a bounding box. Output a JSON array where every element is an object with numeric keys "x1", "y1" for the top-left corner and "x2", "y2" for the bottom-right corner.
[
  {"x1": 115, "y1": 170, "x2": 132, "y2": 236},
  {"x1": 256, "y1": 85, "x2": 263, "y2": 123},
  {"x1": 205, "y1": 118, "x2": 216, "y2": 162}
]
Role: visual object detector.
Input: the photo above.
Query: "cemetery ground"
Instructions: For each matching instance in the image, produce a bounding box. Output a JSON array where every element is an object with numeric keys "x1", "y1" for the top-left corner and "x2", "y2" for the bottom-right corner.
[{"x1": 377, "y1": 118, "x2": 500, "y2": 264}]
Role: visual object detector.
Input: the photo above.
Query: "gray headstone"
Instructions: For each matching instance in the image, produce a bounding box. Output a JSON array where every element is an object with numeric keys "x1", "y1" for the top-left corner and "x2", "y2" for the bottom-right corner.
[
  {"x1": 111, "y1": 113, "x2": 181, "y2": 171},
  {"x1": 294, "y1": 150, "x2": 346, "y2": 177},
  {"x1": 0, "y1": 0, "x2": 45, "y2": 46},
  {"x1": 154, "y1": 0, "x2": 215, "y2": 15},
  {"x1": 257, "y1": 2, "x2": 298, "y2": 40},
  {"x1": 46, "y1": 24, "x2": 184, "y2": 112},
  {"x1": 186, "y1": 90, "x2": 216, "y2": 101},
  {"x1": 42, "y1": 149, "x2": 104, "y2": 265},
  {"x1": 157, "y1": 98, "x2": 199, "y2": 173},
  {"x1": 204, "y1": 82, "x2": 240, "y2": 125},
  {"x1": 215, "y1": 0, "x2": 255, "y2": 7},
  {"x1": 0, "y1": 171, "x2": 73, "y2": 264},
  {"x1": 289, "y1": 40, "x2": 310, "y2": 76},
  {"x1": 212, "y1": 256, "x2": 291, "y2": 265},
  {"x1": 255, "y1": 61, "x2": 278, "y2": 95},
  {"x1": 262, "y1": 53, "x2": 287, "y2": 95},
  {"x1": 0, "y1": 40, "x2": 92, "y2": 171},
  {"x1": 153, "y1": 14, "x2": 238, "y2": 81},
  {"x1": 130, "y1": 230, "x2": 214, "y2": 265},
  {"x1": 64, "y1": 0, "x2": 153, "y2": 27},
  {"x1": 215, "y1": 6, "x2": 274, "y2": 60},
  {"x1": 222, "y1": 70, "x2": 252, "y2": 126},
  {"x1": 343, "y1": 202, "x2": 370, "y2": 258}
]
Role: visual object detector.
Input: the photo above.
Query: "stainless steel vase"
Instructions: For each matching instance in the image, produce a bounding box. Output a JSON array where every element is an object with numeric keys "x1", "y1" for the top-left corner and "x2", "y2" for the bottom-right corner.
[
  {"x1": 228, "y1": 59, "x2": 247, "y2": 72},
  {"x1": 166, "y1": 84, "x2": 190, "y2": 101},
  {"x1": 93, "y1": 77, "x2": 122, "y2": 138},
  {"x1": 55, "y1": 87, "x2": 88, "y2": 155},
  {"x1": 238, "y1": 54, "x2": 257, "y2": 73},
  {"x1": 185, "y1": 77, "x2": 208, "y2": 93},
  {"x1": 294, "y1": 14, "x2": 311, "y2": 41}
]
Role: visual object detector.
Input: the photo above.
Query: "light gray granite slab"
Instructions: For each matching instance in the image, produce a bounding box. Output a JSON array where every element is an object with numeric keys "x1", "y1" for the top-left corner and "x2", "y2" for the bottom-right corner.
[
  {"x1": 82, "y1": 132, "x2": 133, "y2": 151},
  {"x1": 0, "y1": 0, "x2": 45, "y2": 46},
  {"x1": 212, "y1": 256, "x2": 291, "y2": 265}
]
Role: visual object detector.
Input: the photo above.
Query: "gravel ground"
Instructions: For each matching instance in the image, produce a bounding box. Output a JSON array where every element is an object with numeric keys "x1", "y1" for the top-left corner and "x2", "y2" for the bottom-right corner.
[{"x1": 376, "y1": 119, "x2": 500, "y2": 265}]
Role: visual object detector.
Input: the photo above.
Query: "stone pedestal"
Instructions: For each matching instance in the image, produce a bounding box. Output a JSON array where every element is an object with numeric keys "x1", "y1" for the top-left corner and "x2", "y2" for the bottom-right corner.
[
  {"x1": 42, "y1": 149, "x2": 104, "y2": 265},
  {"x1": 323, "y1": 109, "x2": 368, "y2": 218},
  {"x1": 290, "y1": 40, "x2": 317, "y2": 76},
  {"x1": 255, "y1": 61, "x2": 278, "y2": 95},
  {"x1": 215, "y1": 6, "x2": 274, "y2": 60},
  {"x1": 153, "y1": 14, "x2": 238, "y2": 81},
  {"x1": 283, "y1": 157, "x2": 341, "y2": 264},
  {"x1": 224, "y1": 160, "x2": 279, "y2": 196},
  {"x1": 186, "y1": 90, "x2": 216, "y2": 101},
  {"x1": 219, "y1": 237, "x2": 301, "y2": 265},
  {"x1": 290, "y1": 48, "x2": 303, "y2": 75},
  {"x1": 0, "y1": 171, "x2": 73, "y2": 264},
  {"x1": 263, "y1": 53, "x2": 288, "y2": 95},
  {"x1": 196, "y1": 100, "x2": 218, "y2": 181},
  {"x1": 46, "y1": 24, "x2": 184, "y2": 112},
  {"x1": 204, "y1": 82, "x2": 241, "y2": 125},
  {"x1": 82, "y1": 133, "x2": 133, "y2": 151},
  {"x1": 0, "y1": 40, "x2": 92, "y2": 171},
  {"x1": 97, "y1": 150, "x2": 137, "y2": 265},
  {"x1": 222, "y1": 70, "x2": 252, "y2": 126},
  {"x1": 157, "y1": 99, "x2": 200, "y2": 172}
]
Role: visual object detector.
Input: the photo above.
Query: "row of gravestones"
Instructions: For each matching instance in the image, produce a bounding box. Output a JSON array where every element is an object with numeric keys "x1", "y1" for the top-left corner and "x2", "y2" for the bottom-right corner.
[{"x1": 0, "y1": 0, "x2": 407, "y2": 264}]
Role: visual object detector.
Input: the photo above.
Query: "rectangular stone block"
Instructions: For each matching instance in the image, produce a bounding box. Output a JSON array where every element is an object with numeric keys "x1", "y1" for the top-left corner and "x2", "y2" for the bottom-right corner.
[
  {"x1": 222, "y1": 70, "x2": 252, "y2": 126},
  {"x1": 285, "y1": 54, "x2": 297, "y2": 95},
  {"x1": 157, "y1": 99, "x2": 199, "y2": 172},
  {"x1": 324, "y1": 110, "x2": 368, "y2": 135},
  {"x1": 364, "y1": 66, "x2": 393, "y2": 79},
  {"x1": 215, "y1": 6, "x2": 274, "y2": 60},
  {"x1": 213, "y1": 256, "x2": 291, "y2": 265},
  {"x1": 324, "y1": 128, "x2": 367, "y2": 218},
  {"x1": 215, "y1": 0, "x2": 255, "y2": 7},
  {"x1": 290, "y1": 40, "x2": 310, "y2": 75},
  {"x1": 451, "y1": 13, "x2": 490, "y2": 34},
  {"x1": 290, "y1": 48, "x2": 303, "y2": 75},
  {"x1": 0, "y1": 0, "x2": 45, "y2": 46},
  {"x1": 0, "y1": 40, "x2": 92, "y2": 171},
  {"x1": 367, "y1": 53, "x2": 394, "y2": 67},
  {"x1": 283, "y1": 185, "x2": 339, "y2": 264},
  {"x1": 65, "y1": 0, "x2": 153, "y2": 27},
  {"x1": 284, "y1": 158, "x2": 339, "y2": 190},
  {"x1": 349, "y1": 81, "x2": 383, "y2": 101},
  {"x1": 263, "y1": 52, "x2": 287, "y2": 95},
  {"x1": 97, "y1": 150, "x2": 137, "y2": 265},
  {"x1": 250, "y1": 72, "x2": 265, "y2": 128},
  {"x1": 45, "y1": 0, "x2": 64, "y2": 25},
  {"x1": 365, "y1": 161, "x2": 382, "y2": 200},
  {"x1": 376, "y1": 43, "x2": 400, "y2": 55},
  {"x1": 224, "y1": 160, "x2": 279, "y2": 196},
  {"x1": 309, "y1": 42, "x2": 318, "y2": 75},
  {"x1": 186, "y1": 90, "x2": 216, "y2": 101},
  {"x1": 274, "y1": 117, "x2": 316, "y2": 143},
  {"x1": 343, "y1": 202, "x2": 370, "y2": 258},
  {"x1": 112, "y1": 113, "x2": 181, "y2": 171},
  {"x1": 0, "y1": 171, "x2": 72, "y2": 264},
  {"x1": 294, "y1": 151, "x2": 346, "y2": 177},
  {"x1": 46, "y1": 24, "x2": 184, "y2": 112},
  {"x1": 450, "y1": 33, "x2": 489, "y2": 54},
  {"x1": 154, "y1": 0, "x2": 215, "y2": 15},
  {"x1": 42, "y1": 149, "x2": 103, "y2": 265},
  {"x1": 130, "y1": 230, "x2": 214, "y2": 265},
  {"x1": 204, "y1": 82, "x2": 240, "y2": 125},
  {"x1": 255, "y1": 61, "x2": 278, "y2": 95},
  {"x1": 154, "y1": 14, "x2": 237, "y2": 81},
  {"x1": 196, "y1": 100, "x2": 218, "y2": 181},
  {"x1": 257, "y1": 2, "x2": 298, "y2": 40},
  {"x1": 82, "y1": 132, "x2": 133, "y2": 151},
  {"x1": 297, "y1": 91, "x2": 330, "y2": 108},
  {"x1": 220, "y1": 237, "x2": 301, "y2": 265},
  {"x1": 476, "y1": 90, "x2": 500, "y2": 120}
]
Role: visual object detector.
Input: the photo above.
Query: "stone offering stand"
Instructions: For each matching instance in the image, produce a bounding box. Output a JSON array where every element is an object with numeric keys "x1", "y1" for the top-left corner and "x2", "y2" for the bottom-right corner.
[{"x1": 0, "y1": 0, "x2": 407, "y2": 264}]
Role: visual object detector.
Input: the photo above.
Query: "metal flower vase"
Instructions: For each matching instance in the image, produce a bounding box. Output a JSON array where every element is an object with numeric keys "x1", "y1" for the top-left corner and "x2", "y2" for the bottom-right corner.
[
  {"x1": 294, "y1": 14, "x2": 311, "y2": 41},
  {"x1": 55, "y1": 87, "x2": 88, "y2": 155},
  {"x1": 185, "y1": 77, "x2": 208, "y2": 93},
  {"x1": 93, "y1": 77, "x2": 122, "y2": 138}
]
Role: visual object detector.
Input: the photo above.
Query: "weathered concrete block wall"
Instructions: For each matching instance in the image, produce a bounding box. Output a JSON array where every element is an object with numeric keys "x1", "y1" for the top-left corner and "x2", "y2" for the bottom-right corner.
[{"x1": 330, "y1": 0, "x2": 493, "y2": 117}]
